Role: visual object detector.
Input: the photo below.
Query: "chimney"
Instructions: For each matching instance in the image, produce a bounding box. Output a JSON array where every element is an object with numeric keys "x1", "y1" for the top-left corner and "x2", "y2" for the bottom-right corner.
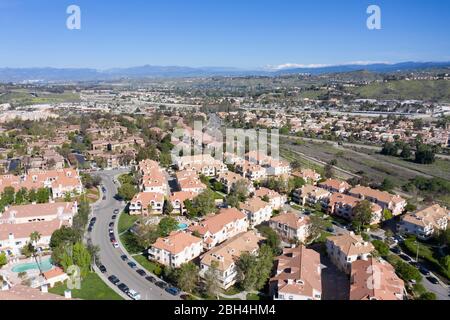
[
  {"x1": 64, "y1": 289, "x2": 72, "y2": 299},
  {"x1": 41, "y1": 284, "x2": 48, "y2": 293},
  {"x1": 8, "y1": 233, "x2": 14, "y2": 241}
]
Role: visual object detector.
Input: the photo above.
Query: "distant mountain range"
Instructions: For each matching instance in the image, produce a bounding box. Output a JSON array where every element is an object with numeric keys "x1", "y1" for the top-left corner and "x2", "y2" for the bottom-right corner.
[{"x1": 0, "y1": 61, "x2": 449, "y2": 82}]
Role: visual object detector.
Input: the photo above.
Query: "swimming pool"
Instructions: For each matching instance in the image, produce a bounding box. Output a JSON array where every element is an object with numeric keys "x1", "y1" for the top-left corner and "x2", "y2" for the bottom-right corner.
[
  {"x1": 178, "y1": 223, "x2": 188, "y2": 230},
  {"x1": 11, "y1": 258, "x2": 54, "y2": 273}
]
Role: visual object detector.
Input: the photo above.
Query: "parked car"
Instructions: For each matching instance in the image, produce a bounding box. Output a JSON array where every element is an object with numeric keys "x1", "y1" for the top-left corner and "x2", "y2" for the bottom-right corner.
[
  {"x1": 109, "y1": 222, "x2": 115, "y2": 228},
  {"x1": 99, "y1": 265, "x2": 107, "y2": 273},
  {"x1": 128, "y1": 289, "x2": 141, "y2": 300},
  {"x1": 145, "y1": 276, "x2": 157, "y2": 283},
  {"x1": 90, "y1": 217, "x2": 97, "y2": 224},
  {"x1": 165, "y1": 286, "x2": 180, "y2": 296},
  {"x1": 109, "y1": 228, "x2": 114, "y2": 234},
  {"x1": 155, "y1": 281, "x2": 168, "y2": 289},
  {"x1": 112, "y1": 241, "x2": 119, "y2": 248},
  {"x1": 394, "y1": 235, "x2": 405, "y2": 242},
  {"x1": 326, "y1": 227, "x2": 335, "y2": 233},
  {"x1": 427, "y1": 276, "x2": 439, "y2": 285},
  {"x1": 87, "y1": 226, "x2": 93, "y2": 233},
  {"x1": 419, "y1": 266, "x2": 430, "y2": 276},
  {"x1": 114, "y1": 209, "x2": 119, "y2": 214},
  {"x1": 108, "y1": 275, "x2": 120, "y2": 285},
  {"x1": 127, "y1": 261, "x2": 137, "y2": 269},
  {"x1": 410, "y1": 261, "x2": 420, "y2": 268},
  {"x1": 120, "y1": 255, "x2": 128, "y2": 261},
  {"x1": 136, "y1": 269, "x2": 146, "y2": 277},
  {"x1": 399, "y1": 254, "x2": 412, "y2": 262},
  {"x1": 112, "y1": 215, "x2": 117, "y2": 220},
  {"x1": 390, "y1": 246, "x2": 402, "y2": 254},
  {"x1": 102, "y1": 196, "x2": 106, "y2": 201},
  {"x1": 118, "y1": 283, "x2": 129, "y2": 294}
]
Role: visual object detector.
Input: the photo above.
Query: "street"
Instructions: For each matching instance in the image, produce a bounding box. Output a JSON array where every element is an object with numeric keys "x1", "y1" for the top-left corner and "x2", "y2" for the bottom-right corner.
[{"x1": 89, "y1": 169, "x2": 178, "y2": 300}]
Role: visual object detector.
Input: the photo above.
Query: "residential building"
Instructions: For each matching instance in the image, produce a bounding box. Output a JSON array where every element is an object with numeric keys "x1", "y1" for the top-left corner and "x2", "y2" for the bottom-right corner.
[
  {"x1": 169, "y1": 191, "x2": 198, "y2": 215},
  {"x1": 0, "y1": 202, "x2": 77, "y2": 225},
  {"x1": 292, "y1": 169, "x2": 321, "y2": 184},
  {"x1": 319, "y1": 179, "x2": 351, "y2": 194},
  {"x1": 328, "y1": 193, "x2": 383, "y2": 225},
  {"x1": 217, "y1": 172, "x2": 254, "y2": 194},
  {"x1": 397, "y1": 204, "x2": 449, "y2": 240},
  {"x1": 269, "y1": 212, "x2": 311, "y2": 243},
  {"x1": 148, "y1": 231, "x2": 203, "y2": 268},
  {"x1": 326, "y1": 232, "x2": 375, "y2": 274},
  {"x1": 254, "y1": 187, "x2": 287, "y2": 211},
  {"x1": 270, "y1": 246, "x2": 322, "y2": 300},
  {"x1": 0, "y1": 219, "x2": 69, "y2": 256},
  {"x1": 349, "y1": 186, "x2": 406, "y2": 216},
  {"x1": 189, "y1": 208, "x2": 249, "y2": 250},
  {"x1": 350, "y1": 258, "x2": 405, "y2": 300},
  {"x1": 292, "y1": 185, "x2": 331, "y2": 207},
  {"x1": 129, "y1": 192, "x2": 164, "y2": 216},
  {"x1": 199, "y1": 231, "x2": 263, "y2": 289},
  {"x1": 240, "y1": 197, "x2": 273, "y2": 228}
]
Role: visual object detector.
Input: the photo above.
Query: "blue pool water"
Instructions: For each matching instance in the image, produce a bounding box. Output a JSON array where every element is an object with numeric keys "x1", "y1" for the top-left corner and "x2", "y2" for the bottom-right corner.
[
  {"x1": 11, "y1": 258, "x2": 54, "y2": 273},
  {"x1": 178, "y1": 223, "x2": 188, "y2": 230}
]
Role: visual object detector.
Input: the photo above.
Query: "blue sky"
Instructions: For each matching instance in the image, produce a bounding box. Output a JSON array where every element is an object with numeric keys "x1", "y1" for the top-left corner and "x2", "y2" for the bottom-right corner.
[{"x1": 0, "y1": 0, "x2": 449, "y2": 69}]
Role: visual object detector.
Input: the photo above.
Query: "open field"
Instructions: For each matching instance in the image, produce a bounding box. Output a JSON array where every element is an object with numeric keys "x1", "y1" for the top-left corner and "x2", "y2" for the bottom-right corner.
[
  {"x1": 348, "y1": 80, "x2": 450, "y2": 102},
  {"x1": 0, "y1": 89, "x2": 80, "y2": 106},
  {"x1": 281, "y1": 137, "x2": 450, "y2": 186}
]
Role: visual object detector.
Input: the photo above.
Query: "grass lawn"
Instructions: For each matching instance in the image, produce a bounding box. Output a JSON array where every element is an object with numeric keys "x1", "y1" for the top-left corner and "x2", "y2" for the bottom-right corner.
[
  {"x1": 133, "y1": 254, "x2": 163, "y2": 276},
  {"x1": 222, "y1": 285, "x2": 242, "y2": 296},
  {"x1": 402, "y1": 238, "x2": 449, "y2": 280},
  {"x1": 118, "y1": 213, "x2": 138, "y2": 233},
  {"x1": 246, "y1": 293, "x2": 261, "y2": 300},
  {"x1": 49, "y1": 272, "x2": 123, "y2": 300}
]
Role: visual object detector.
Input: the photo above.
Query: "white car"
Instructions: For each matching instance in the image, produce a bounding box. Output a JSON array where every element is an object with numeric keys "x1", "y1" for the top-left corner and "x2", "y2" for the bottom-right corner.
[
  {"x1": 113, "y1": 241, "x2": 119, "y2": 248},
  {"x1": 128, "y1": 289, "x2": 141, "y2": 300}
]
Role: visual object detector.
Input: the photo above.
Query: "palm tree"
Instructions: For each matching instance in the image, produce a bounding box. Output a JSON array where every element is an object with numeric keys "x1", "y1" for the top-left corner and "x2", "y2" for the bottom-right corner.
[{"x1": 29, "y1": 231, "x2": 43, "y2": 277}]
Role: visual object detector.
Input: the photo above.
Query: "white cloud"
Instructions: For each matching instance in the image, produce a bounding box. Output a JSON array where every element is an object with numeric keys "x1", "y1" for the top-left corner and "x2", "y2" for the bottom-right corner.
[{"x1": 265, "y1": 60, "x2": 393, "y2": 71}]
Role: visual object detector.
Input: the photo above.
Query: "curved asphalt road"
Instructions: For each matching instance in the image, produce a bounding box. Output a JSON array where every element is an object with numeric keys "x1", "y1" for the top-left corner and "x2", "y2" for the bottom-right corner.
[{"x1": 89, "y1": 169, "x2": 178, "y2": 300}]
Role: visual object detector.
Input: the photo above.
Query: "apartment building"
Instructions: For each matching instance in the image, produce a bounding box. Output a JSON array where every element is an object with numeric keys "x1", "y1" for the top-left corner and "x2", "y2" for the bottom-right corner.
[
  {"x1": 188, "y1": 208, "x2": 249, "y2": 250},
  {"x1": 239, "y1": 197, "x2": 273, "y2": 228},
  {"x1": 349, "y1": 186, "x2": 406, "y2": 216},
  {"x1": 270, "y1": 246, "x2": 322, "y2": 300},
  {"x1": 148, "y1": 231, "x2": 203, "y2": 268},
  {"x1": 293, "y1": 185, "x2": 331, "y2": 207},
  {"x1": 291, "y1": 169, "x2": 321, "y2": 185},
  {"x1": 328, "y1": 193, "x2": 383, "y2": 225},
  {"x1": 319, "y1": 179, "x2": 351, "y2": 194},
  {"x1": 217, "y1": 172, "x2": 254, "y2": 194},
  {"x1": 269, "y1": 212, "x2": 311, "y2": 243},
  {"x1": 236, "y1": 161, "x2": 267, "y2": 182},
  {"x1": 0, "y1": 202, "x2": 77, "y2": 225},
  {"x1": 254, "y1": 187, "x2": 287, "y2": 211},
  {"x1": 326, "y1": 233, "x2": 375, "y2": 274},
  {"x1": 199, "y1": 231, "x2": 263, "y2": 289},
  {"x1": 129, "y1": 192, "x2": 164, "y2": 216},
  {"x1": 169, "y1": 191, "x2": 199, "y2": 215},
  {"x1": 350, "y1": 258, "x2": 405, "y2": 300},
  {"x1": 397, "y1": 204, "x2": 449, "y2": 240}
]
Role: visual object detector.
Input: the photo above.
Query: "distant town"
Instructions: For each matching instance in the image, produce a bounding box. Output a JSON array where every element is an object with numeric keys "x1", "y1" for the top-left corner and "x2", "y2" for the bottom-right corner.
[{"x1": 0, "y1": 65, "x2": 449, "y2": 302}]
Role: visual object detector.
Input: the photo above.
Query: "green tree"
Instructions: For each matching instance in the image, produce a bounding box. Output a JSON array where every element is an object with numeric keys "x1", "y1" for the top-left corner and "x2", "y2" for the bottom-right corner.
[
  {"x1": 415, "y1": 144, "x2": 436, "y2": 164},
  {"x1": 204, "y1": 260, "x2": 221, "y2": 299},
  {"x1": 50, "y1": 226, "x2": 81, "y2": 249},
  {"x1": 380, "y1": 178, "x2": 395, "y2": 192},
  {"x1": 72, "y1": 242, "x2": 91, "y2": 278},
  {"x1": 177, "y1": 262, "x2": 199, "y2": 293},
  {"x1": 418, "y1": 292, "x2": 436, "y2": 300},
  {"x1": 117, "y1": 183, "x2": 137, "y2": 201},
  {"x1": 163, "y1": 199, "x2": 174, "y2": 215},
  {"x1": 189, "y1": 189, "x2": 217, "y2": 217},
  {"x1": 36, "y1": 188, "x2": 50, "y2": 203},
  {"x1": 372, "y1": 240, "x2": 390, "y2": 256},
  {"x1": 383, "y1": 209, "x2": 393, "y2": 221},
  {"x1": 0, "y1": 252, "x2": 7, "y2": 269},
  {"x1": 395, "y1": 261, "x2": 422, "y2": 282},
  {"x1": 257, "y1": 225, "x2": 281, "y2": 254},
  {"x1": 400, "y1": 145, "x2": 412, "y2": 159},
  {"x1": 158, "y1": 217, "x2": 179, "y2": 237},
  {"x1": 352, "y1": 200, "x2": 374, "y2": 233}
]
